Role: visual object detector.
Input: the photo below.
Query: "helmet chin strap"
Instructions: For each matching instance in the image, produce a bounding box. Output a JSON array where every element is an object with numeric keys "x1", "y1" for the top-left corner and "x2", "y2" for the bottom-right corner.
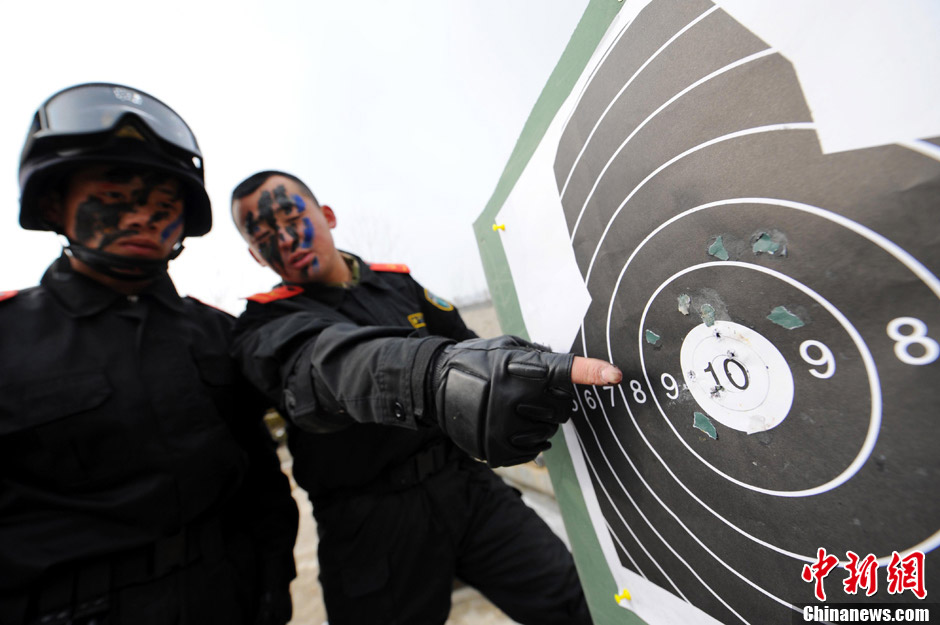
[{"x1": 62, "y1": 237, "x2": 184, "y2": 281}]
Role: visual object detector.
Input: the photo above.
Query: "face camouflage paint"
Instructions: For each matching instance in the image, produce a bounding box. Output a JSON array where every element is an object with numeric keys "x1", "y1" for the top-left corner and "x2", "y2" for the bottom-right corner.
[
  {"x1": 75, "y1": 194, "x2": 137, "y2": 248},
  {"x1": 244, "y1": 212, "x2": 260, "y2": 237},
  {"x1": 299, "y1": 215, "x2": 320, "y2": 276},
  {"x1": 160, "y1": 214, "x2": 184, "y2": 241},
  {"x1": 273, "y1": 185, "x2": 294, "y2": 214},
  {"x1": 72, "y1": 168, "x2": 183, "y2": 249},
  {"x1": 251, "y1": 188, "x2": 284, "y2": 268},
  {"x1": 285, "y1": 222, "x2": 301, "y2": 252},
  {"x1": 256, "y1": 234, "x2": 284, "y2": 270},
  {"x1": 301, "y1": 216, "x2": 314, "y2": 249},
  {"x1": 243, "y1": 184, "x2": 322, "y2": 275},
  {"x1": 255, "y1": 189, "x2": 277, "y2": 228}
]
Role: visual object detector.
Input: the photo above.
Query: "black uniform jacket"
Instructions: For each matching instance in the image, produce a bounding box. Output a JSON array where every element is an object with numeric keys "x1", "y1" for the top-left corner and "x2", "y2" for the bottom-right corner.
[
  {"x1": 232, "y1": 254, "x2": 477, "y2": 500},
  {"x1": 0, "y1": 256, "x2": 297, "y2": 592}
]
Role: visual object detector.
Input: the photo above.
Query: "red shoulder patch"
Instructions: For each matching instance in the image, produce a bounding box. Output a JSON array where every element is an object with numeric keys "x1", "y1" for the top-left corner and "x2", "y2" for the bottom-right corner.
[
  {"x1": 369, "y1": 263, "x2": 410, "y2": 274},
  {"x1": 246, "y1": 285, "x2": 304, "y2": 304},
  {"x1": 0, "y1": 290, "x2": 19, "y2": 302}
]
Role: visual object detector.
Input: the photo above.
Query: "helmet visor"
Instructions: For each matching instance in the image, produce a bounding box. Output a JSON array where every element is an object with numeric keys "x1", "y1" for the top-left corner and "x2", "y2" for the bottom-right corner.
[{"x1": 42, "y1": 84, "x2": 199, "y2": 154}]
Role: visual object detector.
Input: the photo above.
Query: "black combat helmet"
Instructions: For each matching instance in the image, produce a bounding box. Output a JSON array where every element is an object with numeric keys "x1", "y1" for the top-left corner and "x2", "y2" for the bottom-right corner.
[
  {"x1": 18, "y1": 82, "x2": 212, "y2": 238},
  {"x1": 17, "y1": 83, "x2": 213, "y2": 279}
]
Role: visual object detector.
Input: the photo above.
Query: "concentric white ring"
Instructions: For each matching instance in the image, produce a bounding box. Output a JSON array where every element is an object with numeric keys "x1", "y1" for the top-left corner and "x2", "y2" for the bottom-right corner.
[{"x1": 637, "y1": 262, "x2": 880, "y2": 497}]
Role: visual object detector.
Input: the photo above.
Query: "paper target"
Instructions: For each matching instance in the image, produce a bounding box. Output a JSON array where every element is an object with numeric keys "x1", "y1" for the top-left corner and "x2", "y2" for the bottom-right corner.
[{"x1": 550, "y1": 1, "x2": 939, "y2": 623}]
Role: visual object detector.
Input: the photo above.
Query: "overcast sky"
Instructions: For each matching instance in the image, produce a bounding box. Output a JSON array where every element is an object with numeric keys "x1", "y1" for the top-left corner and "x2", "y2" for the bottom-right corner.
[{"x1": 0, "y1": 0, "x2": 588, "y2": 313}]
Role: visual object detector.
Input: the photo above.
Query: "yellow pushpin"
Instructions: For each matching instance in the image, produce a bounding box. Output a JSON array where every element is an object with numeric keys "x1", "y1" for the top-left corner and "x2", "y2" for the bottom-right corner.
[
  {"x1": 492, "y1": 223, "x2": 505, "y2": 232},
  {"x1": 615, "y1": 588, "x2": 631, "y2": 603}
]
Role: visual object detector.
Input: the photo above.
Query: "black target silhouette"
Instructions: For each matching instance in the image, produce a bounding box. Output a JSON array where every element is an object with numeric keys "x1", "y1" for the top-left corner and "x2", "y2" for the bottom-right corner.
[{"x1": 554, "y1": 0, "x2": 940, "y2": 622}]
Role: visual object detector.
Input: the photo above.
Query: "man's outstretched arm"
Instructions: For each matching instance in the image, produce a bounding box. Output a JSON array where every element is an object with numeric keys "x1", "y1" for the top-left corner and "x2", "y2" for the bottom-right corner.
[
  {"x1": 304, "y1": 326, "x2": 623, "y2": 467},
  {"x1": 234, "y1": 309, "x2": 621, "y2": 468}
]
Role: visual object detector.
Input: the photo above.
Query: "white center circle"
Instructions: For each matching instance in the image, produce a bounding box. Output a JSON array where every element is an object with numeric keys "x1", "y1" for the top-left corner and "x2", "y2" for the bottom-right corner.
[{"x1": 680, "y1": 320, "x2": 794, "y2": 433}]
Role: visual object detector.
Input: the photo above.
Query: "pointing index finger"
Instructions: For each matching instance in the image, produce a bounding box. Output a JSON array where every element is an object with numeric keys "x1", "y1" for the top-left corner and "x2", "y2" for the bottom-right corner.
[{"x1": 571, "y1": 356, "x2": 623, "y2": 386}]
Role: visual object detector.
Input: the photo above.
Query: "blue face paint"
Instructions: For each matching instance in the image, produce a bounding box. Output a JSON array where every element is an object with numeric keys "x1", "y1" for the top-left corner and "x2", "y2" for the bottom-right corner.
[
  {"x1": 300, "y1": 216, "x2": 314, "y2": 249},
  {"x1": 293, "y1": 194, "x2": 306, "y2": 211},
  {"x1": 161, "y1": 214, "x2": 184, "y2": 241}
]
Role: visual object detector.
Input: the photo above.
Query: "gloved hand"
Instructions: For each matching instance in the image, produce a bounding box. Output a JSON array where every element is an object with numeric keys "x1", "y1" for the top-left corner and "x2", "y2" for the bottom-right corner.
[
  {"x1": 254, "y1": 588, "x2": 292, "y2": 625},
  {"x1": 426, "y1": 335, "x2": 576, "y2": 467}
]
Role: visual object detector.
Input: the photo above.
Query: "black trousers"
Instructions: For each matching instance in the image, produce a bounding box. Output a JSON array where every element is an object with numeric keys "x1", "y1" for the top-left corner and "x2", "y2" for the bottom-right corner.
[{"x1": 314, "y1": 457, "x2": 593, "y2": 625}]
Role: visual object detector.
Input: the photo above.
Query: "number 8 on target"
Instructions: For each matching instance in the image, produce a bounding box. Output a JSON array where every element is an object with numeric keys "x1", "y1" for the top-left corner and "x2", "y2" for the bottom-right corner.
[{"x1": 887, "y1": 317, "x2": 939, "y2": 366}]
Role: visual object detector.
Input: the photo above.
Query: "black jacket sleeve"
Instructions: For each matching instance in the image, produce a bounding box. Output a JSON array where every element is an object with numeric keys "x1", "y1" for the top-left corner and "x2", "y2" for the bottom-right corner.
[
  {"x1": 233, "y1": 303, "x2": 451, "y2": 431},
  {"x1": 224, "y1": 411, "x2": 299, "y2": 594},
  {"x1": 188, "y1": 302, "x2": 298, "y2": 609}
]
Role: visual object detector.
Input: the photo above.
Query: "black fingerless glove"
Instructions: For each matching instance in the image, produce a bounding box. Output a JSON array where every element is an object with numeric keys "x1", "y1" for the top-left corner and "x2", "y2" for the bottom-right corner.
[{"x1": 426, "y1": 335, "x2": 575, "y2": 467}]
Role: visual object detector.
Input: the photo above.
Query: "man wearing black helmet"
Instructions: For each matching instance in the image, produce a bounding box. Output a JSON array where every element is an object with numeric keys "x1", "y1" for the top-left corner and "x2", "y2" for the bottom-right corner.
[{"x1": 0, "y1": 84, "x2": 298, "y2": 625}]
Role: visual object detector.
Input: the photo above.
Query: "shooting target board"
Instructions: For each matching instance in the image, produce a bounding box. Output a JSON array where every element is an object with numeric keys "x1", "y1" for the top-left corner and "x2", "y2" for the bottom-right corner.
[{"x1": 476, "y1": 1, "x2": 940, "y2": 623}]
